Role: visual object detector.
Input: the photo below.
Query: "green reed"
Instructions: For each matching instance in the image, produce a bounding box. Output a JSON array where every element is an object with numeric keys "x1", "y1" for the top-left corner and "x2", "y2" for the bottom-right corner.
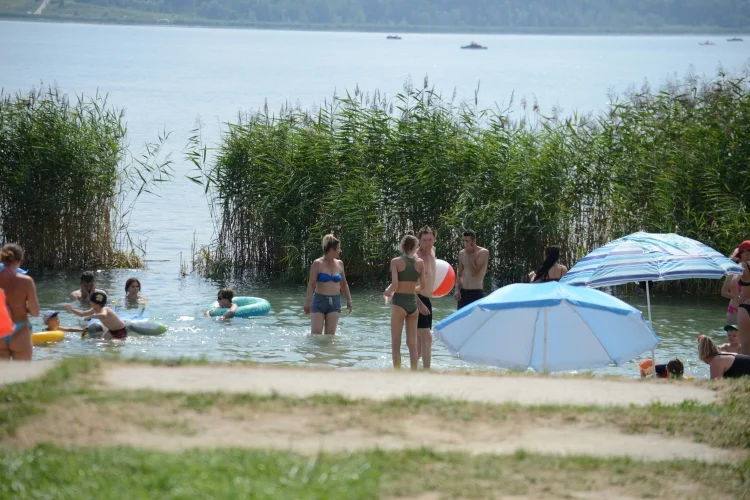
[
  {"x1": 0, "y1": 86, "x2": 172, "y2": 270},
  {"x1": 190, "y1": 70, "x2": 750, "y2": 294}
]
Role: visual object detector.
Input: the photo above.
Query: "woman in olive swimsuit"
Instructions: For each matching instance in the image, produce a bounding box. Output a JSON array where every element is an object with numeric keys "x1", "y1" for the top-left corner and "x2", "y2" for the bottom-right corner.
[
  {"x1": 732, "y1": 240, "x2": 750, "y2": 355},
  {"x1": 384, "y1": 234, "x2": 426, "y2": 370}
]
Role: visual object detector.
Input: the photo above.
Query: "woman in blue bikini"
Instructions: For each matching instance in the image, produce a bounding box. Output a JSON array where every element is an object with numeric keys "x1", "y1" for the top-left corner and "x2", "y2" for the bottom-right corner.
[
  {"x1": 0, "y1": 244, "x2": 40, "y2": 361},
  {"x1": 304, "y1": 233, "x2": 353, "y2": 335}
]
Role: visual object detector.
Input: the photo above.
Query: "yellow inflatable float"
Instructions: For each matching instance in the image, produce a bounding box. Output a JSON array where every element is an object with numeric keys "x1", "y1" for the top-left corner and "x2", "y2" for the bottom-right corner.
[{"x1": 32, "y1": 330, "x2": 65, "y2": 345}]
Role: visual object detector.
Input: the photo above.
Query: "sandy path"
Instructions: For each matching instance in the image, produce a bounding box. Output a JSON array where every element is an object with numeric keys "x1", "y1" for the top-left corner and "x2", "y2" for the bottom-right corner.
[
  {"x1": 102, "y1": 364, "x2": 717, "y2": 406},
  {"x1": 0, "y1": 360, "x2": 57, "y2": 385},
  {"x1": 5, "y1": 399, "x2": 741, "y2": 463}
]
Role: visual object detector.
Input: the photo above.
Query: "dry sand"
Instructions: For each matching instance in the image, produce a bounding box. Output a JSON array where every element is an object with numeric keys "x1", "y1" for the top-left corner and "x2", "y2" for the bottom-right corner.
[{"x1": 101, "y1": 363, "x2": 717, "y2": 406}]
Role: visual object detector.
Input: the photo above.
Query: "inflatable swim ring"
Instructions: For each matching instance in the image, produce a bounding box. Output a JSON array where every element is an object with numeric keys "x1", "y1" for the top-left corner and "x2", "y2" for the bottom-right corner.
[
  {"x1": 82, "y1": 314, "x2": 168, "y2": 336},
  {"x1": 433, "y1": 259, "x2": 456, "y2": 298},
  {"x1": 209, "y1": 296, "x2": 271, "y2": 318},
  {"x1": 123, "y1": 318, "x2": 168, "y2": 336},
  {"x1": 32, "y1": 330, "x2": 65, "y2": 344}
]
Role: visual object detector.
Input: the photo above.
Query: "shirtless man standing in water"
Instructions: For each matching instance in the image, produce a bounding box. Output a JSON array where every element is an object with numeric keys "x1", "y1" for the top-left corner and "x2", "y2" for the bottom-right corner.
[
  {"x1": 455, "y1": 229, "x2": 489, "y2": 309},
  {"x1": 416, "y1": 226, "x2": 437, "y2": 369},
  {"x1": 0, "y1": 244, "x2": 40, "y2": 361}
]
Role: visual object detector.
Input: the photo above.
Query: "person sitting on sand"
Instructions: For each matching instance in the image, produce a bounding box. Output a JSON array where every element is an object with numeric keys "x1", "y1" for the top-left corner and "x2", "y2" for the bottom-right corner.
[
  {"x1": 719, "y1": 324, "x2": 742, "y2": 354},
  {"x1": 698, "y1": 335, "x2": 750, "y2": 379},
  {"x1": 66, "y1": 291, "x2": 128, "y2": 340},
  {"x1": 70, "y1": 272, "x2": 106, "y2": 303},
  {"x1": 42, "y1": 311, "x2": 84, "y2": 334},
  {"x1": 204, "y1": 287, "x2": 238, "y2": 319}
]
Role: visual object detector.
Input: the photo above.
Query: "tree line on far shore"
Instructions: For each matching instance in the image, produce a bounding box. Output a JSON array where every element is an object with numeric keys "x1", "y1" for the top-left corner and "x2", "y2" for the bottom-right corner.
[{"x1": 11, "y1": 0, "x2": 750, "y2": 32}]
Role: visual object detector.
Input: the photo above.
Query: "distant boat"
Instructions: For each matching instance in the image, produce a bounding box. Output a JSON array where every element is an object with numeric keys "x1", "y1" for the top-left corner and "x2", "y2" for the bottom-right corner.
[
  {"x1": 386, "y1": 35, "x2": 402, "y2": 40},
  {"x1": 461, "y1": 41, "x2": 488, "y2": 50},
  {"x1": 698, "y1": 40, "x2": 715, "y2": 45},
  {"x1": 727, "y1": 37, "x2": 744, "y2": 42}
]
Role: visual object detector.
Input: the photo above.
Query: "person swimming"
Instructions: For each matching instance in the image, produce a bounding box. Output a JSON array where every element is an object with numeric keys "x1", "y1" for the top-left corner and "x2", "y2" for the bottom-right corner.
[{"x1": 66, "y1": 291, "x2": 128, "y2": 340}]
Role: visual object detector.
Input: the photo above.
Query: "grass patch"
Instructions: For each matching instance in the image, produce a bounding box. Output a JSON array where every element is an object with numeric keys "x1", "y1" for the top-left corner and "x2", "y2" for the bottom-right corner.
[
  {"x1": 0, "y1": 357, "x2": 98, "y2": 435},
  {"x1": 0, "y1": 446, "x2": 747, "y2": 499}
]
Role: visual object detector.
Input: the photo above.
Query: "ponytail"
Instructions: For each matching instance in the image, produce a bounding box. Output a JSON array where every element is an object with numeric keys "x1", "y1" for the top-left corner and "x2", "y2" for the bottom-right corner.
[{"x1": 0, "y1": 244, "x2": 23, "y2": 265}]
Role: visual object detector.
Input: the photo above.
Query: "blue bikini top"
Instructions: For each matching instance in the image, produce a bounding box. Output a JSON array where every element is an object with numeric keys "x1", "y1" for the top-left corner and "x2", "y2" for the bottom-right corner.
[{"x1": 317, "y1": 273, "x2": 342, "y2": 283}]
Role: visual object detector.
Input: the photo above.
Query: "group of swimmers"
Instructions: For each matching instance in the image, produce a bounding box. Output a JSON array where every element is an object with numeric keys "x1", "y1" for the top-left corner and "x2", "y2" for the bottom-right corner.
[
  {"x1": 304, "y1": 228, "x2": 569, "y2": 370},
  {"x1": 4, "y1": 232, "x2": 750, "y2": 379},
  {"x1": 0, "y1": 243, "x2": 148, "y2": 360}
]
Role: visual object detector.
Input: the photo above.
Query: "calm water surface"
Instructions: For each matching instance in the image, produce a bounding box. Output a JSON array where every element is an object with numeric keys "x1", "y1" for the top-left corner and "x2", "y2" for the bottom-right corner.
[{"x1": 2, "y1": 21, "x2": 748, "y2": 377}]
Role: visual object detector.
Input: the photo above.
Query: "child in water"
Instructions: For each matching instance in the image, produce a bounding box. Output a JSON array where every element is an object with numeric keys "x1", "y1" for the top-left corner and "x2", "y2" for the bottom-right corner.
[
  {"x1": 66, "y1": 291, "x2": 128, "y2": 340},
  {"x1": 42, "y1": 311, "x2": 85, "y2": 334},
  {"x1": 719, "y1": 324, "x2": 742, "y2": 354},
  {"x1": 204, "y1": 287, "x2": 238, "y2": 319}
]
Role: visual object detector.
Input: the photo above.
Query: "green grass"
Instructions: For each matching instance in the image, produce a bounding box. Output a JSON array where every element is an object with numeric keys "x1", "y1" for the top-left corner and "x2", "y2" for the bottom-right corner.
[
  {"x1": 0, "y1": 357, "x2": 99, "y2": 435},
  {"x1": 0, "y1": 446, "x2": 747, "y2": 499}
]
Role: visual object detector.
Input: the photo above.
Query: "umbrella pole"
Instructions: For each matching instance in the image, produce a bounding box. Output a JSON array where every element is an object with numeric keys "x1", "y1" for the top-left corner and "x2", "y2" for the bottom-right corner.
[
  {"x1": 646, "y1": 281, "x2": 655, "y2": 366},
  {"x1": 543, "y1": 307, "x2": 548, "y2": 374}
]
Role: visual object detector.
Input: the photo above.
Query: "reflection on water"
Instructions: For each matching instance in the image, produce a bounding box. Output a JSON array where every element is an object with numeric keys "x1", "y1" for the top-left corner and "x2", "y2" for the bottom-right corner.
[{"x1": 27, "y1": 268, "x2": 730, "y2": 379}]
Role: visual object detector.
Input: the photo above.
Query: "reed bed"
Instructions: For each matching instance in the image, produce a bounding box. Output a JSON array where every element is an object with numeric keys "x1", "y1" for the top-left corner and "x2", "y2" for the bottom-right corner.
[
  {"x1": 191, "y1": 70, "x2": 750, "y2": 293},
  {"x1": 0, "y1": 86, "x2": 172, "y2": 270}
]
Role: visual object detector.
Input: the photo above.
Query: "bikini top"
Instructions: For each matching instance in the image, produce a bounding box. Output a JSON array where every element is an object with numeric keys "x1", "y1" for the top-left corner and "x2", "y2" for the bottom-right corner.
[
  {"x1": 397, "y1": 255, "x2": 420, "y2": 282},
  {"x1": 317, "y1": 273, "x2": 342, "y2": 283}
]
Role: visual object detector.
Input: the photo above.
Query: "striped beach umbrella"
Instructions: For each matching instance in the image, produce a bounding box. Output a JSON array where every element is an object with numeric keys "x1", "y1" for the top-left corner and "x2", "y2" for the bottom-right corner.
[{"x1": 560, "y1": 232, "x2": 742, "y2": 289}]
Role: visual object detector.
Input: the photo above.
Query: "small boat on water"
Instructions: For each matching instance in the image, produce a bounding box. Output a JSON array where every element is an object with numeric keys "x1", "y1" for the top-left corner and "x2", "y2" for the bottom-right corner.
[
  {"x1": 727, "y1": 37, "x2": 744, "y2": 42},
  {"x1": 461, "y1": 41, "x2": 488, "y2": 50},
  {"x1": 386, "y1": 35, "x2": 402, "y2": 40},
  {"x1": 698, "y1": 40, "x2": 715, "y2": 45}
]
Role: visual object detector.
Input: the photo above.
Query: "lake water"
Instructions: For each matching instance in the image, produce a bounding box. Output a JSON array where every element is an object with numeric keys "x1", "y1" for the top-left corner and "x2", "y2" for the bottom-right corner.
[{"x1": 1, "y1": 20, "x2": 748, "y2": 377}]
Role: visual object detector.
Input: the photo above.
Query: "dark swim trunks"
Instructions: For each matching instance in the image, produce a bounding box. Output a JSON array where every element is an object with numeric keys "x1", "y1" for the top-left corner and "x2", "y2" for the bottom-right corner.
[
  {"x1": 458, "y1": 288, "x2": 484, "y2": 310},
  {"x1": 417, "y1": 294, "x2": 432, "y2": 329},
  {"x1": 109, "y1": 327, "x2": 128, "y2": 340}
]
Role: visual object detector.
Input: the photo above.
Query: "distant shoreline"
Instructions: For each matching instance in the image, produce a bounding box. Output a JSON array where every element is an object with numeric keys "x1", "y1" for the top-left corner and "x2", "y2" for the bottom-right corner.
[{"x1": 1, "y1": 15, "x2": 748, "y2": 36}]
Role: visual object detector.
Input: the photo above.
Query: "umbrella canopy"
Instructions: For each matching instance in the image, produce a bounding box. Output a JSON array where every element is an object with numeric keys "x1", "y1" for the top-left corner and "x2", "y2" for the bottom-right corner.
[
  {"x1": 434, "y1": 282, "x2": 659, "y2": 373},
  {"x1": 560, "y1": 231, "x2": 742, "y2": 288}
]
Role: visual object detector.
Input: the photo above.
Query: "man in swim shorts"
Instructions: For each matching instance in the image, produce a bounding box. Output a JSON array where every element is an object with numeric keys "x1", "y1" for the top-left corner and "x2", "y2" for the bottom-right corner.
[
  {"x1": 70, "y1": 271, "x2": 106, "y2": 303},
  {"x1": 416, "y1": 226, "x2": 437, "y2": 369},
  {"x1": 455, "y1": 229, "x2": 489, "y2": 310}
]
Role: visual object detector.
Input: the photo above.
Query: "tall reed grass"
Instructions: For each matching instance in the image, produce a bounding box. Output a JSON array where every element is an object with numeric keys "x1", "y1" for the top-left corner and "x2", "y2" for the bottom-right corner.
[
  {"x1": 0, "y1": 86, "x2": 172, "y2": 270},
  {"x1": 190, "y1": 70, "x2": 750, "y2": 294}
]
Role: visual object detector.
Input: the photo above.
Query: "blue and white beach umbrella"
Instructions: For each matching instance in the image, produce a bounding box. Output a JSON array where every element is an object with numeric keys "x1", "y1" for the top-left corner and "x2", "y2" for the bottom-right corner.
[
  {"x1": 434, "y1": 282, "x2": 659, "y2": 373},
  {"x1": 560, "y1": 232, "x2": 742, "y2": 289}
]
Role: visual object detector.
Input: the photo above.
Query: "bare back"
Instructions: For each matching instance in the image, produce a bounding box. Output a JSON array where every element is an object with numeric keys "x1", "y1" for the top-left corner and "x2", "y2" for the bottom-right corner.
[{"x1": 0, "y1": 271, "x2": 38, "y2": 322}]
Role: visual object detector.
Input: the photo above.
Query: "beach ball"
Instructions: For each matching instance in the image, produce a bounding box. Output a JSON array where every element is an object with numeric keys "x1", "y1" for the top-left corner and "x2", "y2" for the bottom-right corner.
[{"x1": 433, "y1": 259, "x2": 456, "y2": 298}]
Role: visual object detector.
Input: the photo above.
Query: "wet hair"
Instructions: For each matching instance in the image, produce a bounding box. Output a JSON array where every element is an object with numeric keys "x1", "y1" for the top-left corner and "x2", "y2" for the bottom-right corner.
[
  {"x1": 125, "y1": 277, "x2": 141, "y2": 293},
  {"x1": 218, "y1": 287, "x2": 234, "y2": 301},
  {"x1": 80, "y1": 272, "x2": 95, "y2": 284},
  {"x1": 418, "y1": 226, "x2": 437, "y2": 240},
  {"x1": 462, "y1": 229, "x2": 476, "y2": 240},
  {"x1": 698, "y1": 335, "x2": 720, "y2": 361},
  {"x1": 400, "y1": 233, "x2": 418, "y2": 255},
  {"x1": 322, "y1": 233, "x2": 340, "y2": 254},
  {"x1": 532, "y1": 246, "x2": 561, "y2": 283},
  {"x1": 0, "y1": 243, "x2": 23, "y2": 264},
  {"x1": 666, "y1": 359, "x2": 684, "y2": 377}
]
